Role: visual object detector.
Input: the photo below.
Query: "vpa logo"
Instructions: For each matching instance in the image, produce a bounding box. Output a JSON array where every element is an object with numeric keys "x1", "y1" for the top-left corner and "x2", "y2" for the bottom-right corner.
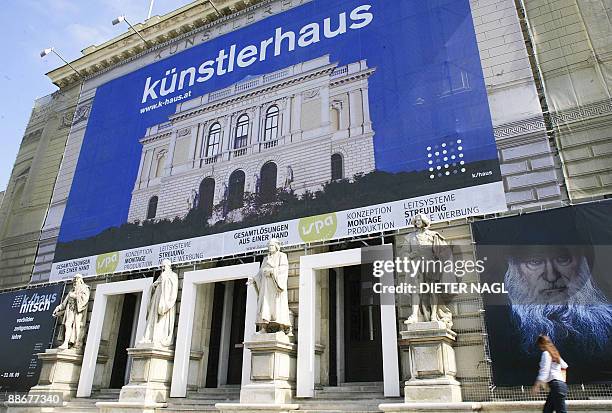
[
  {"x1": 298, "y1": 213, "x2": 338, "y2": 242},
  {"x1": 97, "y1": 252, "x2": 119, "y2": 274}
]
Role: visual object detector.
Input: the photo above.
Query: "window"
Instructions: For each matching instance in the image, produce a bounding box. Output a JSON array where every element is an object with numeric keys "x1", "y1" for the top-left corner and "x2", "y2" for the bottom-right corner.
[
  {"x1": 198, "y1": 178, "x2": 215, "y2": 218},
  {"x1": 259, "y1": 162, "x2": 277, "y2": 203},
  {"x1": 234, "y1": 114, "x2": 249, "y2": 149},
  {"x1": 263, "y1": 105, "x2": 279, "y2": 141},
  {"x1": 205, "y1": 123, "x2": 222, "y2": 157},
  {"x1": 331, "y1": 153, "x2": 343, "y2": 181},
  {"x1": 227, "y1": 170, "x2": 245, "y2": 211},
  {"x1": 146, "y1": 196, "x2": 158, "y2": 220}
]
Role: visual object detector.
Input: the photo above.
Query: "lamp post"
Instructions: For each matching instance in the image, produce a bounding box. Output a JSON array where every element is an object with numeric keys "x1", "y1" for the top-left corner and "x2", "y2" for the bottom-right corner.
[
  {"x1": 112, "y1": 15, "x2": 152, "y2": 48},
  {"x1": 40, "y1": 48, "x2": 82, "y2": 78}
]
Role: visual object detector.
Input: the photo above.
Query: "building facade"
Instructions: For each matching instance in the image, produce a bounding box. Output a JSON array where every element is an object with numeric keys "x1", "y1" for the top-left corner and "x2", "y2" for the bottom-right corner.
[
  {"x1": 1, "y1": 0, "x2": 611, "y2": 412},
  {"x1": 0, "y1": 88, "x2": 80, "y2": 288},
  {"x1": 128, "y1": 56, "x2": 375, "y2": 224}
]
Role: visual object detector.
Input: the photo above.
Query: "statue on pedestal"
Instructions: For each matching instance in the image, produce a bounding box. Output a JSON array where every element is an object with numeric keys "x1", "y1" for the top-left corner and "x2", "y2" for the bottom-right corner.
[
  {"x1": 52, "y1": 274, "x2": 90, "y2": 350},
  {"x1": 249, "y1": 239, "x2": 292, "y2": 334},
  {"x1": 140, "y1": 259, "x2": 179, "y2": 347},
  {"x1": 401, "y1": 214, "x2": 454, "y2": 329}
]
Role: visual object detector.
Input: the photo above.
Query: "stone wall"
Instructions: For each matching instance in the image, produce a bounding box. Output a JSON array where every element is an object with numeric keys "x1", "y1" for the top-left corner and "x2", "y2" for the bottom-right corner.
[
  {"x1": 470, "y1": 0, "x2": 566, "y2": 210},
  {"x1": 522, "y1": 0, "x2": 612, "y2": 200},
  {"x1": 0, "y1": 86, "x2": 80, "y2": 287}
]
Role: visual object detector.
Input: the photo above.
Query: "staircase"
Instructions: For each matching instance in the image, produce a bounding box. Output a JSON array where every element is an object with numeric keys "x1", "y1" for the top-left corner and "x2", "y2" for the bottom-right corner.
[
  {"x1": 60, "y1": 389, "x2": 120, "y2": 412},
  {"x1": 297, "y1": 382, "x2": 403, "y2": 413},
  {"x1": 43, "y1": 383, "x2": 401, "y2": 413},
  {"x1": 164, "y1": 386, "x2": 241, "y2": 412}
]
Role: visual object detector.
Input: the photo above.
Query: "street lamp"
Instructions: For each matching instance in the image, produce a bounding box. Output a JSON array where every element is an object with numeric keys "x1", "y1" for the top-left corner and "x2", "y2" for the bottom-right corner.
[
  {"x1": 40, "y1": 47, "x2": 82, "y2": 78},
  {"x1": 208, "y1": 0, "x2": 221, "y2": 16},
  {"x1": 112, "y1": 15, "x2": 152, "y2": 48}
]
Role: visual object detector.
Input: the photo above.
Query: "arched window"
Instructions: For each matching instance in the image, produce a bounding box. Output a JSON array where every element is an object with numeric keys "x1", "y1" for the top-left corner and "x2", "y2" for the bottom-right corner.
[
  {"x1": 155, "y1": 152, "x2": 166, "y2": 178},
  {"x1": 259, "y1": 162, "x2": 277, "y2": 202},
  {"x1": 331, "y1": 153, "x2": 343, "y2": 181},
  {"x1": 263, "y1": 105, "x2": 279, "y2": 141},
  {"x1": 234, "y1": 114, "x2": 249, "y2": 149},
  {"x1": 146, "y1": 196, "x2": 158, "y2": 220},
  {"x1": 227, "y1": 170, "x2": 245, "y2": 211},
  {"x1": 198, "y1": 178, "x2": 215, "y2": 218},
  {"x1": 205, "y1": 123, "x2": 222, "y2": 157}
]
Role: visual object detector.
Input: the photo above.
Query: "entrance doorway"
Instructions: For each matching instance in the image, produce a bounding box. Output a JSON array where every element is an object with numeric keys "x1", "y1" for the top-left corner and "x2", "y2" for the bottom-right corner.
[
  {"x1": 227, "y1": 279, "x2": 247, "y2": 384},
  {"x1": 329, "y1": 264, "x2": 383, "y2": 385},
  {"x1": 109, "y1": 293, "x2": 139, "y2": 388},
  {"x1": 205, "y1": 279, "x2": 248, "y2": 387},
  {"x1": 343, "y1": 264, "x2": 383, "y2": 382}
]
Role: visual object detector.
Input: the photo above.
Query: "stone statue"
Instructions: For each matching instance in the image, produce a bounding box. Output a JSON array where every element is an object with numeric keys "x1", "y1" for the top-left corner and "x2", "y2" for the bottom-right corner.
[
  {"x1": 249, "y1": 239, "x2": 292, "y2": 334},
  {"x1": 284, "y1": 166, "x2": 294, "y2": 190},
  {"x1": 52, "y1": 274, "x2": 90, "y2": 350},
  {"x1": 402, "y1": 214, "x2": 454, "y2": 329},
  {"x1": 140, "y1": 259, "x2": 179, "y2": 347}
]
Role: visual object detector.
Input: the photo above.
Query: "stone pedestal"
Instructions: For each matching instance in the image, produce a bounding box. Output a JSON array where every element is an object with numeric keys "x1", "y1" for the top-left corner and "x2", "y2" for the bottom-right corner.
[
  {"x1": 216, "y1": 332, "x2": 299, "y2": 413},
  {"x1": 96, "y1": 345, "x2": 173, "y2": 413},
  {"x1": 29, "y1": 348, "x2": 84, "y2": 399},
  {"x1": 4, "y1": 349, "x2": 80, "y2": 412},
  {"x1": 400, "y1": 321, "x2": 462, "y2": 403}
]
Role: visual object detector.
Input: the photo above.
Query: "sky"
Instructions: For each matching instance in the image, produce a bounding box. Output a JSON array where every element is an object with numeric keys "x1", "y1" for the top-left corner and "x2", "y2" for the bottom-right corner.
[{"x1": 0, "y1": 0, "x2": 193, "y2": 193}]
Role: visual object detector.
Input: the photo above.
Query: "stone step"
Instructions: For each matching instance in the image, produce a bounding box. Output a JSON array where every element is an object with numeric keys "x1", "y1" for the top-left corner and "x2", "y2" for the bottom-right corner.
[
  {"x1": 316, "y1": 387, "x2": 383, "y2": 394},
  {"x1": 339, "y1": 382, "x2": 383, "y2": 387},
  {"x1": 296, "y1": 398, "x2": 403, "y2": 412},
  {"x1": 162, "y1": 406, "x2": 219, "y2": 412},
  {"x1": 195, "y1": 387, "x2": 241, "y2": 395}
]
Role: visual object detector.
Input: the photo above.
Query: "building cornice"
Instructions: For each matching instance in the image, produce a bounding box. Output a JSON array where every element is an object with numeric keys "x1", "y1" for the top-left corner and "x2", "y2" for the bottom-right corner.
[
  {"x1": 46, "y1": 0, "x2": 270, "y2": 89},
  {"x1": 170, "y1": 64, "x2": 337, "y2": 123}
]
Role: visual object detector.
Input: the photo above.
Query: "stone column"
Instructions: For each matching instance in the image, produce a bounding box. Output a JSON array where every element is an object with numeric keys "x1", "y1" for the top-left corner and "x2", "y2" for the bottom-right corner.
[
  {"x1": 282, "y1": 97, "x2": 291, "y2": 138},
  {"x1": 216, "y1": 332, "x2": 299, "y2": 413},
  {"x1": 349, "y1": 90, "x2": 361, "y2": 136},
  {"x1": 223, "y1": 114, "x2": 234, "y2": 153},
  {"x1": 320, "y1": 86, "x2": 330, "y2": 132},
  {"x1": 361, "y1": 87, "x2": 372, "y2": 133},
  {"x1": 135, "y1": 150, "x2": 146, "y2": 187},
  {"x1": 187, "y1": 124, "x2": 199, "y2": 168},
  {"x1": 251, "y1": 105, "x2": 262, "y2": 144},
  {"x1": 400, "y1": 321, "x2": 462, "y2": 403},
  {"x1": 290, "y1": 93, "x2": 302, "y2": 141},
  {"x1": 164, "y1": 129, "x2": 178, "y2": 176},
  {"x1": 28, "y1": 348, "x2": 84, "y2": 399},
  {"x1": 96, "y1": 344, "x2": 174, "y2": 413}
]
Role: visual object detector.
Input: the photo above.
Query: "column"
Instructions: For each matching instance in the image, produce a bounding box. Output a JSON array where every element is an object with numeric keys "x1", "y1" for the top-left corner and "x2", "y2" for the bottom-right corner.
[
  {"x1": 349, "y1": 90, "x2": 361, "y2": 136},
  {"x1": 282, "y1": 97, "x2": 291, "y2": 138},
  {"x1": 187, "y1": 124, "x2": 199, "y2": 168},
  {"x1": 251, "y1": 105, "x2": 261, "y2": 144},
  {"x1": 135, "y1": 150, "x2": 146, "y2": 187},
  {"x1": 361, "y1": 87, "x2": 372, "y2": 133},
  {"x1": 164, "y1": 129, "x2": 178, "y2": 176},
  {"x1": 145, "y1": 149, "x2": 155, "y2": 183},
  {"x1": 291, "y1": 93, "x2": 302, "y2": 140},
  {"x1": 320, "y1": 86, "x2": 330, "y2": 131},
  {"x1": 223, "y1": 114, "x2": 233, "y2": 154}
]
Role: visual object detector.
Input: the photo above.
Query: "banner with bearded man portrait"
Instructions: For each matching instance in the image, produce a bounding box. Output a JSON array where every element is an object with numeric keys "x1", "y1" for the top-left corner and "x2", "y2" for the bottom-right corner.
[{"x1": 472, "y1": 200, "x2": 612, "y2": 386}]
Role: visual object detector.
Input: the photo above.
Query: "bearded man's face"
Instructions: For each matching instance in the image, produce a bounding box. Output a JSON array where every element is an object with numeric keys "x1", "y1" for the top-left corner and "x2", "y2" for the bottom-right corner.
[{"x1": 511, "y1": 248, "x2": 586, "y2": 305}]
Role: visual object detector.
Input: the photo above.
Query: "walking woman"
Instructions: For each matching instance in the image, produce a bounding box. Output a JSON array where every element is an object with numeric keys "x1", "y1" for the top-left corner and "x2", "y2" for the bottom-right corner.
[{"x1": 532, "y1": 335, "x2": 569, "y2": 413}]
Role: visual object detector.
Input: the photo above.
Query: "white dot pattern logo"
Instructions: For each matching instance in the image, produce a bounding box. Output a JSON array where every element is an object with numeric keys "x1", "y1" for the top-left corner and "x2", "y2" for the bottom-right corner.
[{"x1": 426, "y1": 139, "x2": 466, "y2": 179}]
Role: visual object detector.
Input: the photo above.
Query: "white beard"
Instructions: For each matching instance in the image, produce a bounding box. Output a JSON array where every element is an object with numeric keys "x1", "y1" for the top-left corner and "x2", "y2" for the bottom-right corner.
[{"x1": 505, "y1": 257, "x2": 612, "y2": 355}]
